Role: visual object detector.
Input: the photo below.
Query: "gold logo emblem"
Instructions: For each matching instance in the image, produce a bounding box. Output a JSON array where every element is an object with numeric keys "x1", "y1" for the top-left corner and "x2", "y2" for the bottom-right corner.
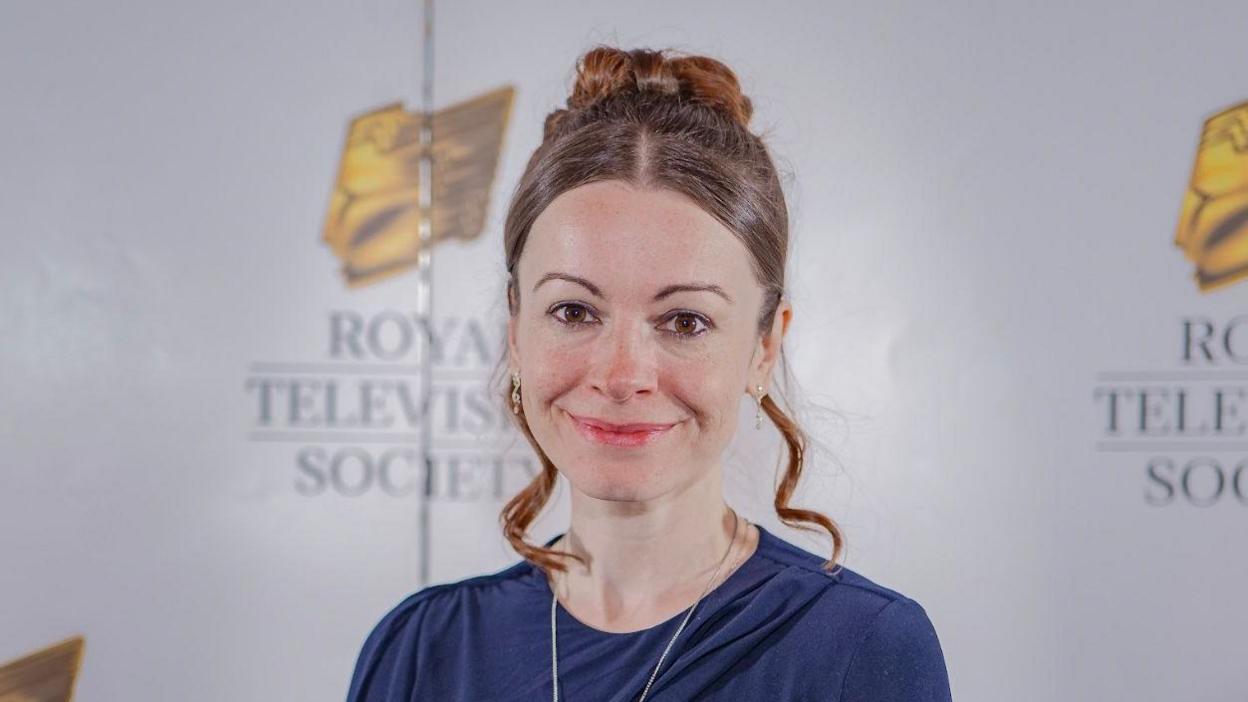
[
  {"x1": 0, "y1": 635, "x2": 85, "y2": 700},
  {"x1": 322, "y1": 86, "x2": 515, "y2": 288},
  {"x1": 1176, "y1": 100, "x2": 1248, "y2": 292}
]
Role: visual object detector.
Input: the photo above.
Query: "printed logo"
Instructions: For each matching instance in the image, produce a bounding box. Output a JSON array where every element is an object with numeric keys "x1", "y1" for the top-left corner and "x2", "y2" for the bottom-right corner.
[
  {"x1": 1176, "y1": 100, "x2": 1248, "y2": 293},
  {"x1": 322, "y1": 86, "x2": 515, "y2": 287},
  {"x1": 1089, "y1": 103, "x2": 1248, "y2": 507},
  {"x1": 244, "y1": 86, "x2": 533, "y2": 499}
]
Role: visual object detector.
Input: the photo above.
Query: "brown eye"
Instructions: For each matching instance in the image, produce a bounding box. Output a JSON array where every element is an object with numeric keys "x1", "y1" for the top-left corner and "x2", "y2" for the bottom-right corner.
[
  {"x1": 551, "y1": 303, "x2": 598, "y2": 326},
  {"x1": 665, "y1": 312, "x2": 709, "y2": 337}
]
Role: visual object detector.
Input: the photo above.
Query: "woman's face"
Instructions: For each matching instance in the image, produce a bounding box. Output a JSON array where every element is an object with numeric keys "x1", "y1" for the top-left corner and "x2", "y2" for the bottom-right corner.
[{"x1": 508, "y1": 179, "x2": 790, "y2": 503}]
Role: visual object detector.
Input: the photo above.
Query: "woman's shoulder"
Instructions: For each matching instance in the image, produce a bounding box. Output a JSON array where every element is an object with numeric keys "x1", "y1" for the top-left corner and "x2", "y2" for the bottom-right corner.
[
  {"x1": 754, "y1": 525, "x2": 952, "y2": 701},
  {"x1": 375, "y1": 558, "x2": 533, "y2": 611},
  {"x1": 823, "y1": 577, "x2": 951, "y2": 702},
  {"x1": 360, "y1": 558, "x2": 538, "y2": 631},
  {"x1": 346, "y1": 559, "x2": 538, "y2": 701},
  {"x1": 755, "y1": 523, "x2": 930, "y2": 612}
]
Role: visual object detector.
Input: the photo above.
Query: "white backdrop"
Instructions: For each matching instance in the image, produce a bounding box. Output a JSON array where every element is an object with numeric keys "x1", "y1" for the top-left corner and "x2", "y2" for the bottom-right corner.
[{"x1": 3, "y1": 1, "x2": 1246, "y2": 700}]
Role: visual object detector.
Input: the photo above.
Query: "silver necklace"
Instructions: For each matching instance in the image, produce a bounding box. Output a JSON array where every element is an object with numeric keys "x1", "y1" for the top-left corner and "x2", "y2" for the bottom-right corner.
[{"x1": 549, "y1": 509, "x2": 742, "y2": 702}]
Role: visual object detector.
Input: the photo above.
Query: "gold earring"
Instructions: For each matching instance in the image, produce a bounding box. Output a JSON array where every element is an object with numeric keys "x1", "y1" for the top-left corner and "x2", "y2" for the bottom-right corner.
[
  {"x1": 511, "y1": 371, "x2": 522, "y2": 414},
  {"x1": 754, "y1": 385, "x2": 765, "y2": 430}
]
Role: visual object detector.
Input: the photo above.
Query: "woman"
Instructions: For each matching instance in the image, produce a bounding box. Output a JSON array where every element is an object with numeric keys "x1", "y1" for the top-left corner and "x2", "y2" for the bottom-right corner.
[{"x1": 347, "y1": 45, "x2": 952, "y2": 701}]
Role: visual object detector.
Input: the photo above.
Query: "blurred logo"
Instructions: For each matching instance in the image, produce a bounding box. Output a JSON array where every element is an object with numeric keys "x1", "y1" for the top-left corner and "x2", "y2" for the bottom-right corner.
[
  {"x1": 322, "y1": 86, "x2": 515, "y2": 287},
  {"x1": 1175, "y1": 99, "x2": 1248, "y2": 293}
]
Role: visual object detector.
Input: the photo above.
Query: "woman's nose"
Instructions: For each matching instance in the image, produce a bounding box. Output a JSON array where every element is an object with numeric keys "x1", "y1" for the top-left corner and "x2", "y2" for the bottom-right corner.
[{"x1": 590, "y1": 321, "x2": 657, "y2": 402}]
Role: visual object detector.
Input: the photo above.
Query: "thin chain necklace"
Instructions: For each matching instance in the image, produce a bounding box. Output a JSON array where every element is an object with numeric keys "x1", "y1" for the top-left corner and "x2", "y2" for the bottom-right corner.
[{"x1": 549, "y1": 509, "x2": 742, "y2": 702}]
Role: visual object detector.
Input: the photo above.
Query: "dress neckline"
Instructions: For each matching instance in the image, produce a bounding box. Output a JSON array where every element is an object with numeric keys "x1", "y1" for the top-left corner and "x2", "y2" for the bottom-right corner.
[{"x1": 538, "y1": 523, "x2": 776, "y2": 638}]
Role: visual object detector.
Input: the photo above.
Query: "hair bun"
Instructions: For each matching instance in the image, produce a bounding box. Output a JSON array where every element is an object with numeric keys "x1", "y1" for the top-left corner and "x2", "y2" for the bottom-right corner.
[{"x1": 562, "y1": 45, "x2": 754, "y2": 129}]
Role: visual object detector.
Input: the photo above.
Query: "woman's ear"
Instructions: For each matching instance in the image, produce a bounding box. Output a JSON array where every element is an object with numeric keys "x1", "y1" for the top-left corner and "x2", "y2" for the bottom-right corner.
[
  {"x1": 507, "y1": 314, "x2": 520, "y2": 372},
  {"x1": 750, "y1": 297, "x2": 792, "y2": 393}
]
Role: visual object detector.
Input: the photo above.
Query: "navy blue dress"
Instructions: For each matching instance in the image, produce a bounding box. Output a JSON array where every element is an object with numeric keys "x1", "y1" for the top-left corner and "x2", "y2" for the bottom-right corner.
[{"x1": 347, "y1": 524, "x2": 952, "y2": 701}]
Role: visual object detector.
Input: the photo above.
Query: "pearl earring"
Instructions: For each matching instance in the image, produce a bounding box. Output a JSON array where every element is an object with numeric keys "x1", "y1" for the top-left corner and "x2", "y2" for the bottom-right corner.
[
  {"x1": 754, "y1": 385, "x2": 765, "y2": 430},
  {"x1": 511, "y1": 370, "x2": 521, "y2": 414}
]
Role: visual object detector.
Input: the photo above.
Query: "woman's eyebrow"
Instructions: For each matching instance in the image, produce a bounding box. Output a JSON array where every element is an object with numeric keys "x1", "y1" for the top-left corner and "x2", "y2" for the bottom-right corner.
[
  {"x1": 534, "y1": 272, "x2": 602, "y2": 297},
  {"x1": 653, "y1": 283, "x2": 733, "y2": 304},
  {"x1": 533, "y1": 272, "x2": 733, "y2": 304}
]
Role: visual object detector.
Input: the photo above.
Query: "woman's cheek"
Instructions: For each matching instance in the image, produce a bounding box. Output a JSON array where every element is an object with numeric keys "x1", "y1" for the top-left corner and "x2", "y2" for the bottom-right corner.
[
  {"x1": 523, "y1": 337, "x2": 585, "y2": 401},
  {"x1": 661, "y1": 359, "x2": 730, "y2": 414}
]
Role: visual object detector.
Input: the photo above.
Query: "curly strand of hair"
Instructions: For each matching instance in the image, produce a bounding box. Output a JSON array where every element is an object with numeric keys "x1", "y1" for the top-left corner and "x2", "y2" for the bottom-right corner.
[
  {"x1": 762, "y1": 393, "x2": 845, "y2": 573},
  {"x1": 497, "y1": 404, "x2": 584, "y2": 576}
]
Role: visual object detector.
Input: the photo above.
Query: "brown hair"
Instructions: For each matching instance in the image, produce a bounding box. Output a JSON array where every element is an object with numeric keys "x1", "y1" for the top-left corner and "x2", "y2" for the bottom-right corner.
[{"x1": 495, "y1": 45, "x2": 844, "y2": 576}]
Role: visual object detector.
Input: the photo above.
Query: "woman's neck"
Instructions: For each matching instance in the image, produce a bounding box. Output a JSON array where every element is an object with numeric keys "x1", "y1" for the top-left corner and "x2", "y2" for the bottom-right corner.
[{"x1": 547, "y1": 482, "x2": 759, "y2": 633}]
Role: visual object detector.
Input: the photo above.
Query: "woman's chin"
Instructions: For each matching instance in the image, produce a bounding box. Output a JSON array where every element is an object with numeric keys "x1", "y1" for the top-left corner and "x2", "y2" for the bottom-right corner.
[
  {"x1": 557, "y1": 453, "x2": 668, "y2": 501},
  {"x1": 566, "y1": 475, "x2": 657, "y2": 503}
]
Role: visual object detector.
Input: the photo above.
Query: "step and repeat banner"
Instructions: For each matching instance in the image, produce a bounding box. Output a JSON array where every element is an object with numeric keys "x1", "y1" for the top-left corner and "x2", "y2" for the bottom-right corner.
[{"x1": 2, "y1": 1, "x2": 1245, "y2": 700}]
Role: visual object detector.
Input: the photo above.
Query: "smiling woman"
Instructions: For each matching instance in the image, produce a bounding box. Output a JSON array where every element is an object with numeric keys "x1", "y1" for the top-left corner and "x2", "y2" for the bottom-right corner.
[{"x1": 347, "y1": 45, "x2": 952, "y2": 702}]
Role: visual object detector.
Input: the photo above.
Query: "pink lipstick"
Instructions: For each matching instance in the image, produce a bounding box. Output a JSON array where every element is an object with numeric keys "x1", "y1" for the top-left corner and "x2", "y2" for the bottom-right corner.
[{"x1": 568, "y1": 413, "x2": 676, "y2": 448}]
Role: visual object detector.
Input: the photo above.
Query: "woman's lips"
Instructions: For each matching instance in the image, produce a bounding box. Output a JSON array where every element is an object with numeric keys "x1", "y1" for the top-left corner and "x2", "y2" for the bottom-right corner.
[{"x1": 567, "y1": 412, "x2": 677, "y2": 448}]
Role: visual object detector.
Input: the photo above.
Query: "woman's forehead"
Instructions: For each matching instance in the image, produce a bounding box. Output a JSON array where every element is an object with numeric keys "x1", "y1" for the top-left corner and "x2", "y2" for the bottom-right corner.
[{"x1": 521, "y1": 181, "x2": 756, "y2": 292}]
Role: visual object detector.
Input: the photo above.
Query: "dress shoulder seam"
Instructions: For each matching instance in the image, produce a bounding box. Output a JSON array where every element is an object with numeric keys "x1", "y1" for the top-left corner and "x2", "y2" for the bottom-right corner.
[
  {"x1": 401, "y1": 560, "x2": 534, "y2": 601},
  {"x1": 834, "y1": 597, "x2": 912, "y2": 700},
  {"x1": 754, "y1": 550, "x2": 907, "y2": 604}
]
